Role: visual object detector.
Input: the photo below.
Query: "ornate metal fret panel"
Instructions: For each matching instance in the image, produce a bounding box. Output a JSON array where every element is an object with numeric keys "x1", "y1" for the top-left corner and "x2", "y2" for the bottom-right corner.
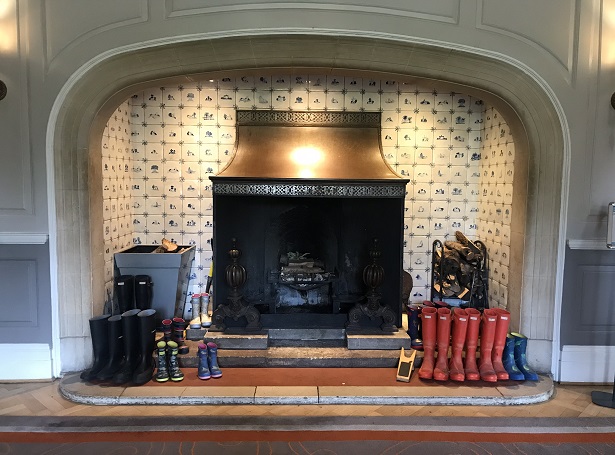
[
  {"x1": 236, "y1": 110, "x2": 381, "y2": 127},
  {"x1": 212, "y1": 181, "x2": 406, "y2": 198}
]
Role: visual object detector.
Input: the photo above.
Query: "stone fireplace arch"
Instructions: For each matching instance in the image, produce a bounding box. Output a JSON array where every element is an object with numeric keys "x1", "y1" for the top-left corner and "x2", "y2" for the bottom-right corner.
[{"x1": 48, "y1": 34, "x2": 567, "y2": 375}]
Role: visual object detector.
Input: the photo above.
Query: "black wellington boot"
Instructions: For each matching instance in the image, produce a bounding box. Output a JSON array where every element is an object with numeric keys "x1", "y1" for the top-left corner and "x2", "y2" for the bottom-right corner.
[
  {"x1": 132, "y1": 309, "x2": 157, "y2": 385},
  {"x1": 115, "y1": 275, "x2": 135, "y2": 313},
  {"x1": 112, "y1": 309, "x2": 141, "y2": 384},
  {"x1": 95, "y1": 315, "x2": 124, "y2": 380},
  {"x1": 134, "y1": 275, "x2": 153, "y2": 310},
  {"x1": 80, "y1": 314, "x2": 111, "y2": 381}
]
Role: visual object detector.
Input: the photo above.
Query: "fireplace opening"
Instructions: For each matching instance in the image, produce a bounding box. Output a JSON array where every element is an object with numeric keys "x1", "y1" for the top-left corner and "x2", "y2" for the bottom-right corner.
[{"x1": 212, "y1": 193, "x2": 405, "y2": 330}]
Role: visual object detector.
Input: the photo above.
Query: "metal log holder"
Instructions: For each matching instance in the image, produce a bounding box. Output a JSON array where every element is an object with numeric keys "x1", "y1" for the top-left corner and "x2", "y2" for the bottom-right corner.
[{"x1": 431, "y1": 231, "x2": 489, "y2": 310}]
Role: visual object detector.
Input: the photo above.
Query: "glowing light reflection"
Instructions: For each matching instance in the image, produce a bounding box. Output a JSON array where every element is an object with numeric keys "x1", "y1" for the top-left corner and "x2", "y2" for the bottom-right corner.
[
  {"x1": 603, "y1": 5, "x2": 615, "y2": 66},
  {"x1": 0, "y1": 0, "x2": 17, "y2": 54},
  {"x1": 291, "y1": 146, "x2": 322, "y2": 179},
  {"x1": 291, "y1": 147, "x2": 322, "y2": 166}
]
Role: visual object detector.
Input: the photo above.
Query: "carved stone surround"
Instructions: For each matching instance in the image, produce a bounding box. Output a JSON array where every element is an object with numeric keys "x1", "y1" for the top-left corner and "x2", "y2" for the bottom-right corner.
[{"x1": 50, "y1": 35, "x2": 563, "y2": 374}]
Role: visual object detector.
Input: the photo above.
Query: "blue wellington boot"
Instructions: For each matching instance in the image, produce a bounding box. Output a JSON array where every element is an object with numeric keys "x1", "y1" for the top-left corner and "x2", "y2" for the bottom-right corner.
[
  {"x1": 207, "y1": 342, "x2": 222, "y2": 378},
  {"x1": 197, "y1": 343, "x2": 211, "y2": 380},
  {"x1": 406, "y1": 304, "x2": 423, "y2": 351},
  {"x1": 502, "y1": 334, "x2": 525, "y2": 380},
  {"x1": 511, "y1": 332, "x2": 539, "y2": 381}
]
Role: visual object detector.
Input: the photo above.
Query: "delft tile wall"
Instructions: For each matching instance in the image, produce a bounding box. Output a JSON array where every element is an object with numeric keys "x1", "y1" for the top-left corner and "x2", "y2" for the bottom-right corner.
[
  {"x1": 477, "y1": 108, "x2": 514, "y2": 309},
  {"x1": 102, "y1": 100, "x2": 134, "y2": 293},
  {"x1": 101, "y1": 74, "x2": 514, "y2": 311}
]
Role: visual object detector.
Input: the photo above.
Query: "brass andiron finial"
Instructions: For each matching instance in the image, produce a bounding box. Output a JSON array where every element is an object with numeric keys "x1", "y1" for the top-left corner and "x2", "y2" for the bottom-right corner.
[{"x1": 211, "y1": 238, "x2": 261, "y2": 331}]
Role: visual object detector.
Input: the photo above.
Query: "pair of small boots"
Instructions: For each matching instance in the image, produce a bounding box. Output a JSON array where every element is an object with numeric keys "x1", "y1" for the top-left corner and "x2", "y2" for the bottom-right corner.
[
  {"x1": 189, "y1": 293, "x2": 212, "y2": 329},
  {"x1": 155, "y1": 340, "x2": 184, "y2": 382},
  {"x1": 197, "y1": 342, "x2": 222, "y2": 380},
  {"x1": 161, "y1": 317, "x2": 189, "y2": 354}
]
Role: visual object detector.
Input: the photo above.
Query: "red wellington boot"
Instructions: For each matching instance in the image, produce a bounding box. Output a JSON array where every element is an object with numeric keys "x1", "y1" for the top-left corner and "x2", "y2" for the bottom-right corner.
[
  {"x1": 433, "y1": 307, "x2": 452, "y2": 381},
  {"x1": 463, "y1": 308, "x2": 481, "y2": 381},
  {"x1": 448, "y1": 308, "x2": 468, "y2": 382},
  {"x1": 418, "y1": 306, "x2": 438, "y2": 380},
  {"x1": 479, "y1": 309, "x2": 498, "y2": 382},
  {"x1": 492, "y1": 308, "x2": 511, "y2": 380}
]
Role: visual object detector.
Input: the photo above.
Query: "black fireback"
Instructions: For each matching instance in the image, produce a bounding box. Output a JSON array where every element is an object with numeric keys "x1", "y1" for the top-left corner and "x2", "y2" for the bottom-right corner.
[{"x1": 211, "y1": 193, "x2": 405, "y2": 329}]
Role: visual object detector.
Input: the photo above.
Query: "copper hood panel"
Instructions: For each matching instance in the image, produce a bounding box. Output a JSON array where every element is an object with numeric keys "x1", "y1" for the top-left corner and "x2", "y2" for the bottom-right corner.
[{"x1": 218, "y1": 111, "x2": 402, "y2": 180}]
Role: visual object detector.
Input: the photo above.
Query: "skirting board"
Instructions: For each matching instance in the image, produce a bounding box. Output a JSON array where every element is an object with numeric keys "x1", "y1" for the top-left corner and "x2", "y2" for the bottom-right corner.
[
  {"x1": 0, "y1": 344, "x2": 52, "y2": 380},
  {"x1": 560, "y1": 345, "x2": 615, "y2": 383}
]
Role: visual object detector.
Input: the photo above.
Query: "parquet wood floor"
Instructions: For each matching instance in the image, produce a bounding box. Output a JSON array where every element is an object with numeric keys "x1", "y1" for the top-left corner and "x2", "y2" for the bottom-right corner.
[{"x1": 2, "y1": 379, "x2": 615, "y2": 419}]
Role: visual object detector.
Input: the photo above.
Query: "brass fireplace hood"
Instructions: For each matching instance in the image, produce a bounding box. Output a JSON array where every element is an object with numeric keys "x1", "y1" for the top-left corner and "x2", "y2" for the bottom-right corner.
[{"x1": 210, "y1": 111, "x2": 409, "y2": 198}]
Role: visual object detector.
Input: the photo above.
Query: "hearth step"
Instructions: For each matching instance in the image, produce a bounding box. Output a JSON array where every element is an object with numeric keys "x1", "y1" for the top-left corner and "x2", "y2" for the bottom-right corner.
[
  {"x1": 186, "y1": 328, "x2": 411, "y2": 351},
  {"x1": 267, "y1": 328, "x2": 345, "y2": 347},
  {"x1": 177, "y1": 340, "x2": 401, "y2": 368}
]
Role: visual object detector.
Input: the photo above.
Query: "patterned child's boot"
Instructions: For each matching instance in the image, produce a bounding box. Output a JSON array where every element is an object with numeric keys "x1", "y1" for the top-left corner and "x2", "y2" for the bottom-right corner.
[
  {"x1": 207, "y1": 342, "x2": 222, "y2": 378},
  {"x1": 161, "y1": 319, "x2": 173, "y2": 342},
  {"x1": 171, "y1": 317, "x2": 189, "y2": 355},
  {"x1": 200, "y1": 293, "x2": 212, "y2": 328},
  {"x1": 155, "y1": 341, "x2": 169, "y2": 383},
  {"x1": 189, "y1": 294, "x2": 201, "y2": 329},
  {"x1": 167, "y1": 340, "x2": 184, "y2": 382},
  {"x1": 197, "y1": 343, "x2": 211, "y2": 380}
]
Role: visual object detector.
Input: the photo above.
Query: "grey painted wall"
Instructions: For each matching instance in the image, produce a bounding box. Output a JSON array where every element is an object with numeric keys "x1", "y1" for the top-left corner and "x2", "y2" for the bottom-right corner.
[
  {"x1": 561, "y1": 247, "x2": 615, "y2": 346},
  {"x1": 0, "y1": 244, "x2": 52, "y2": 344}
]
